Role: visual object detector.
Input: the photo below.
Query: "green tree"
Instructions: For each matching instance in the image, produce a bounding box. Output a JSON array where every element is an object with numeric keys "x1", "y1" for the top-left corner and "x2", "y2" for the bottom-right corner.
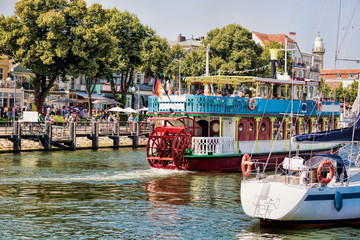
[
  {"x1": 140, "y1": 35, "x2": 171, "y2": 78},
  {"x1": 163, "y1": 44, "x2": 185, "y2": 76},
  {"x1": 318, "y1": 78, "x2": 332, "y2": 99},
  {"x1": 258, "y1": 41, "x2": 293, "y2": 78},
  {"x1": 108, "y1": 9, "x2": 154, "y2": 107},
  {"x1": 0, "y1": 0, "x2": 117, "y2": 114},
  {"x1": 203, "y1": 24, "x2": 263, "y2": 73},
  {"x1": 181, "y1": 46, "x2": 206, "y2": 76}
]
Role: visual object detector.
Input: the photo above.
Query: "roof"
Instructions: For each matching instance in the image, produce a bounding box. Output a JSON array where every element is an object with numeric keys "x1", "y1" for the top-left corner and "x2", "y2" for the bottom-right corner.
[
  {"x1": 252, "y1": 32, "x2": 296, "y2": 46},
  {"x1": 71, "y1": 91, "x2": 107, "y2": 99},
  {"x1": 320, "y1": 69, "x2": 360, "y2": 74}
]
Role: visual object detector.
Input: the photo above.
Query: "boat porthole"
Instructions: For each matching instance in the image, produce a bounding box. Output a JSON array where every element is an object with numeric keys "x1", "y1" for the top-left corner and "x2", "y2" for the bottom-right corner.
[
  {"x1": 249, "y1": 123, "x2": 253, "y2": 131},
  {"x1": 212, "y1": 123, "x2": 219, "y2": 132},
  {"x1": 261, "y1": 123, "x2": 266, "y2": 131},
  {"x1": 239, "y1": 123, "x2": 244, "y2": 132}
]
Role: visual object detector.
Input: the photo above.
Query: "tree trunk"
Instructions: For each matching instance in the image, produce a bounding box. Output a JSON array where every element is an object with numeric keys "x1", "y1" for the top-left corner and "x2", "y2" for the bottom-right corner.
[{"x1": 34, "y1": 75, "x2": 57, "y2": 115}]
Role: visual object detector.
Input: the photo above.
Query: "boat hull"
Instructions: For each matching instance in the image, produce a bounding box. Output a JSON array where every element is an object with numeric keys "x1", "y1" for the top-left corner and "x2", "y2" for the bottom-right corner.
[
  {"x1": 241, "y1": 177, "x2": 360, "y2": 225},
  {"x1": 149, "y1": 147, "x2": 337, "y2": 172}
]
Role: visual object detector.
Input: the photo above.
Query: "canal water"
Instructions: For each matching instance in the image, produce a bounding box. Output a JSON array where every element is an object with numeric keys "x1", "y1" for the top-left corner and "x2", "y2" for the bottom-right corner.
[{"x1": 0, "y1": 148, "x2": 359, "y2": 239}]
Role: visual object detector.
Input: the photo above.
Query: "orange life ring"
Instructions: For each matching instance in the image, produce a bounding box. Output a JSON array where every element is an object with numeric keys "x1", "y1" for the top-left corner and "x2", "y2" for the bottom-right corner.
[
  {"x1": 248, "y1": 98, "x2": 257, "y2": 110},
  {"x1": 316, "y1": 101, "x2": 323, "y2": 111},
  {"x1": 241, "y1": 153, "x2": 253, "y2": 177},
  {"x1": 317, "y1": 160, "x2": 334, "y2": 185}
]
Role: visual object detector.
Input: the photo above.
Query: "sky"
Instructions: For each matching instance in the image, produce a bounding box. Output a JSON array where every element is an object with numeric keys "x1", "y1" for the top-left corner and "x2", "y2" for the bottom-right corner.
[{"x1": 1, "y1": 0, "x2": 359, "y2": 70}]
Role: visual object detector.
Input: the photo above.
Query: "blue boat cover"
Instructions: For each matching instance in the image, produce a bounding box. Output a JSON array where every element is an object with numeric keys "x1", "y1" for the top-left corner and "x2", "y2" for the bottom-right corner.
[{"x1": 294, "y1": 114, "x2": 360, "y2": 142}]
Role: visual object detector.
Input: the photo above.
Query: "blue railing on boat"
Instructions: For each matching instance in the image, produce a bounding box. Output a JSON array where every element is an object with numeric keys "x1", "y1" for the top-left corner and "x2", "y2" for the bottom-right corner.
[{"x1": 148, "y1": 95, "x2": 340, "y2": 116}]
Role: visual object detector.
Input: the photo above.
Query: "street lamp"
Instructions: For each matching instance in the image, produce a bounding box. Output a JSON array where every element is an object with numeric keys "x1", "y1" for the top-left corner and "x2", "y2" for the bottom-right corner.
[{"x1": 6, "y1": 74, "x2": 16, "y2": 122}]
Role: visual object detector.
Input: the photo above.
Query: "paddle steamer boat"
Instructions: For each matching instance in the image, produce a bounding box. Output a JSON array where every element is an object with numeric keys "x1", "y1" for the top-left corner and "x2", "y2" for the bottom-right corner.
[{"x1": 146, "y1": 75, "x2": 341, "y2": 171}]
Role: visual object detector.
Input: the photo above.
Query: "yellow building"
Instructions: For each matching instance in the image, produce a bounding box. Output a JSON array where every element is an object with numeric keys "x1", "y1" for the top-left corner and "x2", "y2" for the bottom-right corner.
[{"x1": 0, "y1": 56, "x2": 25, "y2": 109}]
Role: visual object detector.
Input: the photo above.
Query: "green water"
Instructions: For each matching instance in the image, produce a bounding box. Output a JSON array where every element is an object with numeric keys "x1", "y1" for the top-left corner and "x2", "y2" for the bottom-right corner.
[{"x1": 0, "y1": 148, "x2": 358, "y2": 239}]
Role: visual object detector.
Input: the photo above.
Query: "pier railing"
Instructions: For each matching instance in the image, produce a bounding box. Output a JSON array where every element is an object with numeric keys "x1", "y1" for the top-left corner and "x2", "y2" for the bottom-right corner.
[
  {"x1": 191, "y1": 137, "x2": 236, "y2": 155},
  {"x1": 0, "y1": 120, "x2": 151, "y2": 152}
]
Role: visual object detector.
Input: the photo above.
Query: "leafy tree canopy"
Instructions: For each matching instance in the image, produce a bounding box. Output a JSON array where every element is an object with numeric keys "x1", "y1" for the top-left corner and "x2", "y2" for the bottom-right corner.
[
  {"x1": 0, "y1": 0, "x2": 117, "y2": 113},
  {"x1": 203, "y1": 24, "x2": 263, "y2": 74}
]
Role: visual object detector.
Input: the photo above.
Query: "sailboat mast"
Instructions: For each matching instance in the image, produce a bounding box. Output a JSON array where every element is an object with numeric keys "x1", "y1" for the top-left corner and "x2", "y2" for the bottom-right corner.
[
  {"x1": 285, "y1": 37, "x2": 288, "y2": 74},
  {"x1": 334, "y1": 0, "x2": 342, "y2": 69}
]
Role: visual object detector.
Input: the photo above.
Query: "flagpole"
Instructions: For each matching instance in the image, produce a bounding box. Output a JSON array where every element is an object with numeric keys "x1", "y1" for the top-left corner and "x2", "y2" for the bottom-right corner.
[{"x1": 285, "y1": 37, "x2": 288, "y2": 74}]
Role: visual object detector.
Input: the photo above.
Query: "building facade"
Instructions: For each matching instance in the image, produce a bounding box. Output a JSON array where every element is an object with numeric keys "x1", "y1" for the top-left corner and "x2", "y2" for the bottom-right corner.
[{"x1": 252, "y1": 32, "x2": 323, "y2": 81}]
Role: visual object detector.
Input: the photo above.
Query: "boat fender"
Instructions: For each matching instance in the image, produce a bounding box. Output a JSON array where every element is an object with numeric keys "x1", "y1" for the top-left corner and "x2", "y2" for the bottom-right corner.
[
  {"x1": 317, "y1": 160, "x2": 334, "y2": 185},
  {"x1": 241, "y1": 153, "x2": 253, "y2": 178},
  {"x1": 248, "y1": 99, "x2": 257, "y2": 110},
  {"x1": 316, "y1": 101, "x2": 323, "y2": 111},
  {"x1": 334, "y1": 191, "x2": 343, "y2": 212}
]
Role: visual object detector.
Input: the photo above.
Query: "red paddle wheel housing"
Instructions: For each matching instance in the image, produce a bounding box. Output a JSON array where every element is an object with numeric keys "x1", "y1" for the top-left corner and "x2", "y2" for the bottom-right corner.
[{"x1": 146, "y1": 117, "x2": 199, "y2": 170}]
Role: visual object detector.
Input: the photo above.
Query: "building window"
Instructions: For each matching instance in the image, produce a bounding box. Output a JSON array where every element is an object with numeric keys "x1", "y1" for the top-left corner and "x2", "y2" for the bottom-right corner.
[
  {"x1": 0, "y1": 68, "x2": 3, "y2": 80},
  {"x1": 337, "y1": 74, "x2": 341, "y2": 79},
  {"x1": 348, "y1": 74, "x2": 354, "y2": 79}
]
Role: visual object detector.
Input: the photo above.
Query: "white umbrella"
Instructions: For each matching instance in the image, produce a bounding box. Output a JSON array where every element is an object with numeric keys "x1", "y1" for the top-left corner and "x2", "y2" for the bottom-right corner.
[
  {"x1": 107, "y1": 106, "x2": 124, "y2": 112},
  {"x1": 93, "y1": 99, "x2": 120, "y2": 104},
  {"x1": 121, "y1": 107, "x2": 137, "y2": 113},
  {"x1": 137, "y1": 107, "x2": 148, "y2": 112}
]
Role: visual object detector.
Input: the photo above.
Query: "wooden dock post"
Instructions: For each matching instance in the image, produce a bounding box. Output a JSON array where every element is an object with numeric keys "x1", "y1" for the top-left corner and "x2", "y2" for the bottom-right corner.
[
  {"x1": 130, "y1": 122, "x2": 139, "y2": 149},
  {"x1": 112, "y1": 122, "x2": 119, "y2": 149},
  {"x1": 91, "y1": 122, "x2": 98, "y2": 150},
  {"x1": 41, "y1": 122, "x2": 52, "y2": 150},
  {"x1": 12, "y1": 121, "x2": 21, "y2": 153},
  {"x1": 69, "y1": 122, "x2": 76, "y2": 150}
]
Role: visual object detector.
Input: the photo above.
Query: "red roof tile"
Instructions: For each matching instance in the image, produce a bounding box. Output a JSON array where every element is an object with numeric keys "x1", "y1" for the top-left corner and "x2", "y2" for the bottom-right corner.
[{"x1": 253, "y1": 32, "x2": 296, "y2": 46}]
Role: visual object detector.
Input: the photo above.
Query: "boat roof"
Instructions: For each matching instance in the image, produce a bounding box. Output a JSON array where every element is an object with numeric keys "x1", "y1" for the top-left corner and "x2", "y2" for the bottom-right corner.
[{"x1": 185, "y1": 75, "x2": 319, "y2": 86}]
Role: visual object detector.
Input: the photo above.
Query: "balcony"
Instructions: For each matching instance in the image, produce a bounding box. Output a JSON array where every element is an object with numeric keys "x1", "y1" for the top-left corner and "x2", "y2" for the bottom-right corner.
[{"x1": 293, "y1": 62, "x2": 307, "y2": 68}]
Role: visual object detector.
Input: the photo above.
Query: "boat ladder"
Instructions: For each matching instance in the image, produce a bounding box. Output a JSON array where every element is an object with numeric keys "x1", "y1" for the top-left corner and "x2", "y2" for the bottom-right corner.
[{"x1": 253, "y1": 195, "x2": 280, "y2": 219}]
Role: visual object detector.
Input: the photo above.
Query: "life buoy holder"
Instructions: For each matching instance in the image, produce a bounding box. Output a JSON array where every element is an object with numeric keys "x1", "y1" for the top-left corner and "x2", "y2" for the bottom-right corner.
[
  {"x1": 317, "y1": 160, "x2": 334, "y2": 185},
  {"x1": 316, "y1": 101, "x2": 323, "y2": 111},
  {"x1": 248, "y1": 98, "x2": 257, "y2": 110},
  {"x1": 339, "y1": 123, "x2": 344, "y2": 128},
  {"x1": 241, "y1": 153, "x2": 253, "y2": 177}
]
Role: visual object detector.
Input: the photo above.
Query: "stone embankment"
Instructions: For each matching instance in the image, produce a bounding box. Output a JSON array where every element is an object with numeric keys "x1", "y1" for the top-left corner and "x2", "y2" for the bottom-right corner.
[{"x1": 0, "y1": 136, "x2": 148, "y2": 152}]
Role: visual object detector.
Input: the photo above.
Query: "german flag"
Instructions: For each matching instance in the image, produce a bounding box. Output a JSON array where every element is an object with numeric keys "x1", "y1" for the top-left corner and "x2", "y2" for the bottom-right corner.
[{"x1": 153, "y1": 78, "x2": 164, "y2": 99}]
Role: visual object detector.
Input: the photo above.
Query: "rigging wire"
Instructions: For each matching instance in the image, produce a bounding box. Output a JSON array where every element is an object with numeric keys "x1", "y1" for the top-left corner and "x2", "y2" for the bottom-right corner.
[{"x1": 337, "y1": 0, "x2": 359, "y2": 62}]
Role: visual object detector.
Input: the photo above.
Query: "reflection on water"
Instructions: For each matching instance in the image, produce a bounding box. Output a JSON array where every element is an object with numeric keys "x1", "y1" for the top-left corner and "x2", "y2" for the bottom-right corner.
[{"x1": 0, "y1": 148, "x2": 359, "y2": 239}]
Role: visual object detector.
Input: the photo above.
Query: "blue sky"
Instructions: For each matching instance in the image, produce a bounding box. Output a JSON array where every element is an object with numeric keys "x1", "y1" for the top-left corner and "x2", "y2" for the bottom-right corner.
[{"x1": 1, "y1": 0, "x2": 359, "y2": 69}]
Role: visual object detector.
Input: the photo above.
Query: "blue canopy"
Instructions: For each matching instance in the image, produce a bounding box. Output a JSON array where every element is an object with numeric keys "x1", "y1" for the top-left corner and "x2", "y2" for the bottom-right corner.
[{"x1": 294, "y1": 114, "x2": 360, "y2": 142}]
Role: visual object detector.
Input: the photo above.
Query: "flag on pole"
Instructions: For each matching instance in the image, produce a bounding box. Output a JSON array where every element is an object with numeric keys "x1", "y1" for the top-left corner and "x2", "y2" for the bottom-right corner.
[
  {"x1": 289, "y1": 32, "x2": 296, "y2": 36},
  {"x1": 153, "y1": 78, "x2": 164, "y2": 100}
]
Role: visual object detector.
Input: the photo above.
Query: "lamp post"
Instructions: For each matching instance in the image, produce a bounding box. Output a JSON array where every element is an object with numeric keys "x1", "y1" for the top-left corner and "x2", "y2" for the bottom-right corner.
[{"x1": 6, "y1": 74, "x2": 16, "y2": 122}]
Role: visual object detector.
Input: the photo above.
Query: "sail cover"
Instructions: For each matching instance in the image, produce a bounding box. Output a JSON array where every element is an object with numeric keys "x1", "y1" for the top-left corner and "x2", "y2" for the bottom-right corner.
[{"x1": 294, "y1": 114, "x2": 360, "y2": 142}]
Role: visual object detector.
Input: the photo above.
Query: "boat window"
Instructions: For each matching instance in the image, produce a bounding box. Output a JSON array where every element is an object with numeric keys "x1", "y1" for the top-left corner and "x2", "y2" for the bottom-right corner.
[
  {"x1": 249, "y1": 123, "x2": 253, "y2": 131},
  {"x1": 239, "y1": 123, "x2": 244, "y2": 132},
  {"x1": 259, "y1": 86, "x2": 267, "y2": 98},
  {"x1": 261, "y1": 123, "x2": 266, "y2": 131}
]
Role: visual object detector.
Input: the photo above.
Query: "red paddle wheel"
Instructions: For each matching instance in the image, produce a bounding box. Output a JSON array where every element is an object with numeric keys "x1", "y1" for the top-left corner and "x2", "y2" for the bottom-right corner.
[{"x1": 146, "y1": 126, "x2": 192, "y2": 170}]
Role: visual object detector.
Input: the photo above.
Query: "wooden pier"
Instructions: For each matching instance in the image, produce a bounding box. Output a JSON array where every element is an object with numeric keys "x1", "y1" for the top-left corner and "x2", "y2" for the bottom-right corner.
[{"x1": 0, "y1": 121, "x2": 151, "y2": 152}]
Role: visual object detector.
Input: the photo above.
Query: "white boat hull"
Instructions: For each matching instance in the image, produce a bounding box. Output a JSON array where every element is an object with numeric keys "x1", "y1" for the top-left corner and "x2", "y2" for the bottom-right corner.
[{"x1": 241, "y1": 175, "x2": 360, "y2": 223}]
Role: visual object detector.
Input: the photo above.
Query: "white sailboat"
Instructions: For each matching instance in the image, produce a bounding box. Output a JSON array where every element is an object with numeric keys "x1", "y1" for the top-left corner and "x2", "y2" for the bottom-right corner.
[{"x1": 241, "y1": 95, "x2": 360, "y2": 226}]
